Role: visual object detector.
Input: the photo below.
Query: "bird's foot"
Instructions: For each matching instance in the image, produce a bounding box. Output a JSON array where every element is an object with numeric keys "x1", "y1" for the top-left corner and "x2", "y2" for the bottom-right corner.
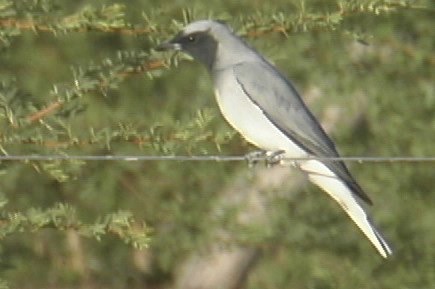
[
  {"x1": 265, "y1": 150, "x2": 286, "y2": 167},
  {"x1": 244, "y1": 150, "x2": 267, "y2": 168},
  {"x1": 244, "y1": 150, "x2": 286, "y2": 168}
]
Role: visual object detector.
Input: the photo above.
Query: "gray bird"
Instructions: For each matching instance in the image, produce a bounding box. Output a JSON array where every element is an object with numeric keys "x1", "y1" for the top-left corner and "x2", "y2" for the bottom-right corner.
[{"x1": 157, "y1": 20, "x2": 392, "y2": 258}]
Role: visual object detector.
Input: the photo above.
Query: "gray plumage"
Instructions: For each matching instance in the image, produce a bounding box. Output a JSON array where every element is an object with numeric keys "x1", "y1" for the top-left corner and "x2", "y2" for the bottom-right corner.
[{"x1": 157, "y1": 20, "x2": 392, "y2": 258}]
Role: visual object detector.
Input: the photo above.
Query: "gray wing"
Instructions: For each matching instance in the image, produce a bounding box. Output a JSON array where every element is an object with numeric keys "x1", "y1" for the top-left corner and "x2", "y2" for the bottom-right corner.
[{"x1": 233, "y1": 61, "x2": 372, "y2": 205}]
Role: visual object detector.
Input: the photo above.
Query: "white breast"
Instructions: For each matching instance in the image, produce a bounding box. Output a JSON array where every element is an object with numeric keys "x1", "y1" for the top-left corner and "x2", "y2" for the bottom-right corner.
[{"x1": 213, "y1": 69, "x2": 307, "y2": 158}]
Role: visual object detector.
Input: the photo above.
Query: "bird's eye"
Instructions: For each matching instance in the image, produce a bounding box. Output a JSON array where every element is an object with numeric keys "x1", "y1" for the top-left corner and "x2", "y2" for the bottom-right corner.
[{"x1": 187, "y1": 35, "x2": 196, "y2": 42}]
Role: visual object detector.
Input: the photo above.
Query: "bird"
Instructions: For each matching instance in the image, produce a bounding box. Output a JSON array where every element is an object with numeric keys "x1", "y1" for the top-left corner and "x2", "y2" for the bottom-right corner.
[{"x1": 156, "y1": 20, "x2": 392, "y2": 258}]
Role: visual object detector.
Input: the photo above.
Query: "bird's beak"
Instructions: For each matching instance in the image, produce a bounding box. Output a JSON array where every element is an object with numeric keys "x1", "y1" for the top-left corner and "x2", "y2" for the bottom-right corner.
[{"x1": 155, "y1": 40, "x2": 182, "y2": 51}]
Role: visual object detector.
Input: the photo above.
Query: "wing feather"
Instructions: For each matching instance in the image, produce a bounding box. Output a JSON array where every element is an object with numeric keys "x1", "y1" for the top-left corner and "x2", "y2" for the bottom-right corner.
[{"x1": 233, "y1": 61, "x2": 372, "y2": 204}]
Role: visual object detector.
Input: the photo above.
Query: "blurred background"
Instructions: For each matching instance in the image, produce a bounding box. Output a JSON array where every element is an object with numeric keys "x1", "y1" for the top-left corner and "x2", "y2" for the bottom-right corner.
[{"x1": 0, "y1": 0, "x2": 434, "y2": 288}]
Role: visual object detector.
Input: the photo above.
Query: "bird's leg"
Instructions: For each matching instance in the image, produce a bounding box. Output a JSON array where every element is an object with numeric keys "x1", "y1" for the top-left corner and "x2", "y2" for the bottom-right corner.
[
  {"x1": 244, "y1": 150, "x2": 267, "y2": 168},
  {"x1": 265, "y1": 150, "x2": 286, "y2": 167},
  {"x1": 244, "y1": 150, "x2": 286, "y2": 167}
]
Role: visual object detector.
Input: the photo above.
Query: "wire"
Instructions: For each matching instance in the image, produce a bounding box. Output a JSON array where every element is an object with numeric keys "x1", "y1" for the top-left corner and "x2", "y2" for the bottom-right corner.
[{"x1": 1, "y1": 155, "x2": 435, "y2": 163}]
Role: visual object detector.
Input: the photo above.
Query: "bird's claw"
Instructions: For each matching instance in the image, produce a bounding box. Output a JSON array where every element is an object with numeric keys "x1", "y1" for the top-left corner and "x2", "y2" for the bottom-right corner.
[
  {"x1": 244, "y1": 150, "x2": 267, "y2": 168},
  {"x1": 244, "y1": 150, "x2": 286, "y2": 168},
  {"x1": 265, "y1": 150, "x2": 286, "y2": 167}
]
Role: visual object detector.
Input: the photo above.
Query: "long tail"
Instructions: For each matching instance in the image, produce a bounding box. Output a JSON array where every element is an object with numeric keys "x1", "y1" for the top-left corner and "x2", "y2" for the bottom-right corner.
[{"x1": 300, "y1": 160, "x2": 393, "y2": 258}]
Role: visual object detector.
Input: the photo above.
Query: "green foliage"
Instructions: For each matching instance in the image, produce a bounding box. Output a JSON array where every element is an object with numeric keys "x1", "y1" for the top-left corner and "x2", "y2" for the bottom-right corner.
[
  {"x1": 0, "y1": 0, "x2": 434, "y2": 288},
  {"x1": 0, "y1": 200, "x2": 150, "y2": 248}
]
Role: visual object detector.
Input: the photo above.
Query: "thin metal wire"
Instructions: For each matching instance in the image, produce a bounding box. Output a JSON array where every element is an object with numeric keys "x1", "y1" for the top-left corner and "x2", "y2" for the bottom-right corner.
[{"x1": 0, "y1": 155, "x2": 435, "y2": 163}]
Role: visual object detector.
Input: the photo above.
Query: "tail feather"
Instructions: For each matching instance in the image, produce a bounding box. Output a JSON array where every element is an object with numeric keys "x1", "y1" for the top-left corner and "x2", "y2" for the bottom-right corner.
[{"x1": 300, "y1": 160, "x2": 393, "y2": 258}]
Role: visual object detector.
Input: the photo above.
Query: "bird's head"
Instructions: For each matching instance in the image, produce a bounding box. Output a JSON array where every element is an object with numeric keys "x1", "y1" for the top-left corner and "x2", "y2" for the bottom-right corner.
[{"x1": 156, "y1": 20, "x2": 234, "y2": 70}]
